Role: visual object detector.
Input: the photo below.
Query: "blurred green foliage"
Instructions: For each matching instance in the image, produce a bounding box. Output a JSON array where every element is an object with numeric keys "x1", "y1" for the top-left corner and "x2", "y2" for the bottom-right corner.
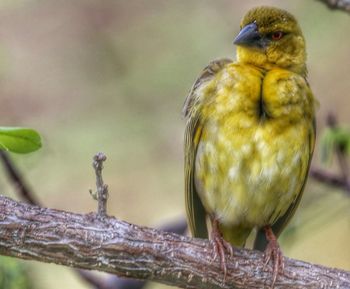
[
  {"x1": 320, "y1": 126, "x2": 350, "y2": 164},
  {"x1": 0, "y1": 256, "x2": 33, "y2": 289}
]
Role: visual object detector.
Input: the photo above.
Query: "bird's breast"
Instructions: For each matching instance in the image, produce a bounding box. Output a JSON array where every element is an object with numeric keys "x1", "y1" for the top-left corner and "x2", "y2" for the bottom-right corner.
[{"x1": 194, "y1": 64, "x2": 312, "y2": 227}]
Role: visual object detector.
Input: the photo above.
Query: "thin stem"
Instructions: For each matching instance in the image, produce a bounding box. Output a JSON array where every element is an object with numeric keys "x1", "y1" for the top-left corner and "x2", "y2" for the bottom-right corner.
[
  {"x1": 91, "y1": 152, "x2": 109, "y2": 217},
  {"x1": 0, "y1": 151, "x2": 40, "y2": 205}
]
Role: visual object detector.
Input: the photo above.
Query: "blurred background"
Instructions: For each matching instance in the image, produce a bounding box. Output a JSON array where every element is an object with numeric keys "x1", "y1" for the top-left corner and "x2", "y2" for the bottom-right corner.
[{"x1": 0, "y1": 0, "x2": 349, "y2": 288}]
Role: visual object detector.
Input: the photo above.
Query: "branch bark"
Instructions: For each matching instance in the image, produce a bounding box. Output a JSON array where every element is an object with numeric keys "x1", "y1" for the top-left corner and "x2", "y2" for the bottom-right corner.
[
  {"x1": 316, "y1": 0, "x2": 350, "y2": 12},
  {"x1": 0, "y1": 195, "x2": 349, "y2": 289}
]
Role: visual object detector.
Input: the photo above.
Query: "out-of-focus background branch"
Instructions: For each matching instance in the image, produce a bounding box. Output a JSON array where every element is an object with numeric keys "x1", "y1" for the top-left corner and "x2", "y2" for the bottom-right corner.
[
  {"x1": 316, "y1": 0, "x2": 350, "y2": 12},
  {"x1": 0, "y1": 1, "x2": 349, "y2": 289}
]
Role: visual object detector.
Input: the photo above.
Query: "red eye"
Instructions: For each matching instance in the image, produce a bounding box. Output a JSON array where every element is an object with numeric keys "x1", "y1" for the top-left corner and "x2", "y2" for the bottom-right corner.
[{"x1": 271, "y1": 31, "x2": 284, "y2": 40}]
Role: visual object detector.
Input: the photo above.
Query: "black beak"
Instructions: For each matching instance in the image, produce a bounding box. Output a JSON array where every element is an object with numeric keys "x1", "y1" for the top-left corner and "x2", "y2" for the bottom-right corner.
[{"x1": 233, "y1": 22, "x2": 266, "y2": 48}]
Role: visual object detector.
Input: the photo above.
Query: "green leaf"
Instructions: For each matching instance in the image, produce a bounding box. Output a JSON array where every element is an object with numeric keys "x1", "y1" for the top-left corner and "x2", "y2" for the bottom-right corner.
[
  {"x1": 320, "y1": 126, "x2": 350, "y2": 165},
  {"x1": 0, "y1": 127, "x2": 42, "y2": 154}
]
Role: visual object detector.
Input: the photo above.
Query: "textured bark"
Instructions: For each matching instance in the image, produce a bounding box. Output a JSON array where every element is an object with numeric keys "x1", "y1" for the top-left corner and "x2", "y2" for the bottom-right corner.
[
  {"x1": 316, "y1": 0, "x2": 350, "y2": 12},
  {"x1": 0, "y1": 196, "x2": 349, "y2": 289}
]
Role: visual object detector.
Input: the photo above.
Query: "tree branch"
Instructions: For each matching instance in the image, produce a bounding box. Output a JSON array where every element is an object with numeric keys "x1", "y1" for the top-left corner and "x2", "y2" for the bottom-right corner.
[
  {"x1": 316, "y1": 0, "x2": 350, "y2": 12},
  {"x1": 0, "y1": 150, "x2": 186, "y2": 289},
  {"x1": 309, "y1": 167, "x2": 350, "y2": 196},
  {"x1": 0, "y1": 195, "x2": 349, "y2": 289},
  {"x1": 0, "y1": 150, "x2": 115, "y2": 289},
  {"x1": 0, "y1": 150, "x2": 41, "y2": 205}
]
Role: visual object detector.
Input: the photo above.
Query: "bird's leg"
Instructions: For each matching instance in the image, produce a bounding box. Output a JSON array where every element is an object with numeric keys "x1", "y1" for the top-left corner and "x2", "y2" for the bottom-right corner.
[
  {"x1": 210, "y1": 216, "x2": 233, "y2": 280},
  {"x1": 263, "y1": 225, "x2": 284, "y2": 288}
]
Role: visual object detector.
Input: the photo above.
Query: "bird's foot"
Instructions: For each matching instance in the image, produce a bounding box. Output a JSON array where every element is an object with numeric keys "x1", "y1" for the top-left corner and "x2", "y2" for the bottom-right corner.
[
  {"x1": 263, "y1": 226, "x2": 284, "y2": 288},
  {"x1": 210, "y1": 217, "x2": 233, "y2": 281}
]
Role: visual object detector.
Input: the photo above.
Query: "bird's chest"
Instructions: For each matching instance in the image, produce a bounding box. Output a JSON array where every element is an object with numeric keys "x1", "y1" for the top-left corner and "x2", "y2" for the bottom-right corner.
[
  {"x1": 196, "y1": 119, "x2": 307, "y2": 222},
  {"x1": 194, "y1": 68, "x2": 310, "y2": 226}
]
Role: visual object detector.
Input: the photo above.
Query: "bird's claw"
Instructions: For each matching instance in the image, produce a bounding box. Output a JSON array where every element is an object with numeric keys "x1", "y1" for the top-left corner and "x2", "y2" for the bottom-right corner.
[
  {"x1": 210, "y1": 218, "x2": 233, "y2": 282},
  {"x1": 263, "y1": 227, "x2": 284, "y2": 288}
]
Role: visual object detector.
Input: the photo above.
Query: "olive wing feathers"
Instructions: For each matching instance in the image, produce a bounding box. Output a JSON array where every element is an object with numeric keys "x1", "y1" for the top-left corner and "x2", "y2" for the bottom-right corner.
[{"x1": 183, "y1": 58, "x2": 232, "y2": 238}]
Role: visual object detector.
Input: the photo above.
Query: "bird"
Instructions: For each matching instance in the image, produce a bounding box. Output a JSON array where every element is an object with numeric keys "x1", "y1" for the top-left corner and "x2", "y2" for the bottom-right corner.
[{"x1": 183, "y1": 6, "x2": 316, "y2": 286}]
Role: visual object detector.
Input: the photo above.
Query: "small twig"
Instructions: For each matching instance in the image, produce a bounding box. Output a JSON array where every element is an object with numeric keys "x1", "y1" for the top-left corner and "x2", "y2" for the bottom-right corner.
[
  {"x1": 0, "y1": 150, "x2": 41, "y2": 205},
  {"x1": 90, "y1": 152, "x2": 109, "y2": 217}
]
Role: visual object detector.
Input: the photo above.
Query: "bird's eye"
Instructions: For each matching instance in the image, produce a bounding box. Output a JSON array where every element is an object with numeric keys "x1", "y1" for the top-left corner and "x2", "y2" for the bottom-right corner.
[{"x1": 270, "y1": 31, "x2": 284, "y2": 41}]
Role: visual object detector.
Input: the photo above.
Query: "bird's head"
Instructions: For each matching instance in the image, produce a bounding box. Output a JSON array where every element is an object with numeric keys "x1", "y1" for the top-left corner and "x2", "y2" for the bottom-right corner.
[{"x1": 234, "y1": 6, "x2": 306, "y2": 75}]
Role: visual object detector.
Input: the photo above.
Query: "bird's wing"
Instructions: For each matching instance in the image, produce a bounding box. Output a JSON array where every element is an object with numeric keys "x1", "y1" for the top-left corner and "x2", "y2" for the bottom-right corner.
[
  {"x1": 184, "y1": 58, "x2": 232, "y2": 238},
  {"x1": 254, "y1": 114, "x2": 316, "y2": 251}
]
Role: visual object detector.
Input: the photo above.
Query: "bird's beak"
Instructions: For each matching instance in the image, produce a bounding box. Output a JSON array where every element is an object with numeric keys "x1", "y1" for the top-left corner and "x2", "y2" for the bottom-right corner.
[{"x1": 233, "y1": 22, "x2": 265, "y2": 48}]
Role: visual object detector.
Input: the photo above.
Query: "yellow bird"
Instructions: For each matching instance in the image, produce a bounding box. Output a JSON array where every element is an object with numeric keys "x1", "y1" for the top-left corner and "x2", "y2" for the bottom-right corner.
[{"x1": 183, "y1": 6, "x2": 316, "y2": 284}]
